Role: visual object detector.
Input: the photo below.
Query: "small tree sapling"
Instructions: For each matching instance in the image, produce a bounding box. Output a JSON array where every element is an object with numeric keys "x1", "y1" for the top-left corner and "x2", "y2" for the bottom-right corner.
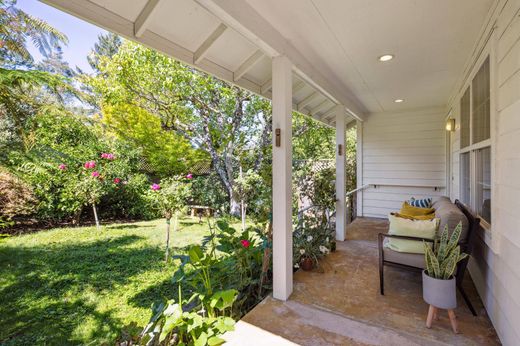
[{"x1": 150, "y1": 176, "x2": 191, "y2": 262}]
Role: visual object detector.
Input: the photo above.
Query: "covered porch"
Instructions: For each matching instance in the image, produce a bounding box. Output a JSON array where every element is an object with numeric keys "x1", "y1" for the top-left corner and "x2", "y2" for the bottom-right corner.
[
  {"x1": 225, "y1": 218, "x2": 500, "y2": 346},
  {"x1": 41, "y1": 0, "x2": 520, "y2": 344}
]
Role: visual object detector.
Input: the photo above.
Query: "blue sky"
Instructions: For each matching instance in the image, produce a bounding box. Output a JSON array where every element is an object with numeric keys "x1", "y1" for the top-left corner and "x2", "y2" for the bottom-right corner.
[{"x1": 18, "y1": 0, "x2": 107, "y2": 73}]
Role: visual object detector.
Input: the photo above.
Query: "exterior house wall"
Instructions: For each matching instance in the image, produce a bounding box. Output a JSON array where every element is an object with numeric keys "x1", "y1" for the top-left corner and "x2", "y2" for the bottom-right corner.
[
  {"x1": 447, "y1": 0, "x2": 520, "y2": 344},
  {"x1": 358, "y1": 107, "x2": 446, "y2": 218},
  {"x1": 358, "y1": 1, "x2": 520, "y2": 343}
]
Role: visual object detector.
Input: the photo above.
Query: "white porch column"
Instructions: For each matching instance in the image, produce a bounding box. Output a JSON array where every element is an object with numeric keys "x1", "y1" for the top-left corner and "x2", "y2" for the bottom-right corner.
[
  {"x1": 272, "y1": 55, "x2": 293, "y2": 301},
  {"x1": 335, "y1": 106, "x2": 347, "y2": 241}
]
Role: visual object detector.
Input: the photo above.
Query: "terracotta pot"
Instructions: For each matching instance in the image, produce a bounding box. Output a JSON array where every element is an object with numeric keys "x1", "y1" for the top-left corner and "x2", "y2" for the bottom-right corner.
[
  {"x1": 422, "y1": 270, "x2": 457, "y2": 309},
  {"x1": 300, "y1": 257, "x2": 313, "y2": 271}
]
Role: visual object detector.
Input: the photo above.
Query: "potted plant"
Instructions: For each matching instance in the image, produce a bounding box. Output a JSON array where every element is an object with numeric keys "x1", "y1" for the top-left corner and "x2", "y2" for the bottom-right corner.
[
  {"x1": 422, "y1": 222, "x2": 467, "y2": 332},
  {"x1": 293, "y1": 212, "x2": 334, "y2": 271}
]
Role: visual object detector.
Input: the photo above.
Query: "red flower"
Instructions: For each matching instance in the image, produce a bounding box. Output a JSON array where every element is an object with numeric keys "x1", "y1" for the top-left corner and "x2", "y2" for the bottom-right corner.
[
  {"x1": 58, "y1": 164, "x2": 67, "y2": 170},
  {"x1": 113, "y1": 178, "x2": 121, "y2": 184},
  {"x1": 240, "y1": 239, "x2": 250, "y2": 248},
  {"x1": 91, "y1": 171, "x2": 100, "y2": 178}
]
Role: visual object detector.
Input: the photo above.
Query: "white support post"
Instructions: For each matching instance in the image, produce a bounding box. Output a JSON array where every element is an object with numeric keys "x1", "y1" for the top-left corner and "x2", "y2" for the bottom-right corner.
[
  {"x1": 356, "y1": 120, "x2": 364, "y2": 218},
  {"x1": 335, "y1": 106, "x2": 346, "y2": 241},
  {"x1": 272, "y1": 55, "x2": 293, "y2": 301}
]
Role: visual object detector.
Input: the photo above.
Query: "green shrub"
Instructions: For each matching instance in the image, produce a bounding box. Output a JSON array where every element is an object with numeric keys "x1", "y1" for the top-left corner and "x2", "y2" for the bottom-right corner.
[
  {"x1": 293, "y1": 211, "x2": 335, "y2": 268},
  {"x1": 139, "y1": 220, "x2": 269, "y2": 345}
]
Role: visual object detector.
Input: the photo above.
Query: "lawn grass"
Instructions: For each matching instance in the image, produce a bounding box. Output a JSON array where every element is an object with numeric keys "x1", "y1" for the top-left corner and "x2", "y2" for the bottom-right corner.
[{"x1": 0, "y1": 216, "x2": 243, "y2": 345}]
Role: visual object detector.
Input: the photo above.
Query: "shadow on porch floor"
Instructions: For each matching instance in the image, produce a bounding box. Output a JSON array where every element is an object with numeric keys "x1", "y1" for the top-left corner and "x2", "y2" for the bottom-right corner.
[{"x1": 224, "y1": 217, "x2": 500, "y2": 346}]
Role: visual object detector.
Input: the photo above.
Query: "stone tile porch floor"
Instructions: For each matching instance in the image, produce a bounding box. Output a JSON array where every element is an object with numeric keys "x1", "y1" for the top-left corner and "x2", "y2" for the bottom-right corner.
[{"x1": 224, "y1": 217, "x2": 500, "y2": 346}]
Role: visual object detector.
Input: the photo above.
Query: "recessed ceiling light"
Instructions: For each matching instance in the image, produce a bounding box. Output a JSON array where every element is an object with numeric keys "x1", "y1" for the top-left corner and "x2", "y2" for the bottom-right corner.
[
  {"x1": 394, "y1": 99, "x2": 404, "y2": 103},
  {"x1": 378, "y1": 54, "x2": 394, "y2": 62}
]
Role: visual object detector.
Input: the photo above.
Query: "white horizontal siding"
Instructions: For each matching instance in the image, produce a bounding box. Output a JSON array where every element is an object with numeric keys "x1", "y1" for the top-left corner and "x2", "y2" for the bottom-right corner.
[
  {"x1": 360, "y1": 108, "x2": 446, "y2": 218},
  {"x1": 448, "y1": 1, "x2": 520, "y2": 344}
]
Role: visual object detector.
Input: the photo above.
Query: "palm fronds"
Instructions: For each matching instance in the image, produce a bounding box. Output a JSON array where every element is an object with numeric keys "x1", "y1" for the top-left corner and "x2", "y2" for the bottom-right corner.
[{"x1": 0, "y1": 0, "x2": 68, "y2": 64}]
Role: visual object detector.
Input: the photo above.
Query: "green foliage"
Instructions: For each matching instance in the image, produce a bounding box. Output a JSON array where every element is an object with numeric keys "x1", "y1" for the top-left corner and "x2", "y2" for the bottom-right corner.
[
  {"x1": 0, "y1": 217, "x2": 242, "y2": 345},
  {"x1": 189, "y1": 174, "x2": 229, "y2": 214},
  {"x1": 293, "y1": 210, "x2": 335, "y2": 268},
  {"x1": 140, "y1": 220, "x2": 267, "y2": 345},
  {"x1": 102, "y1": 103, "x2": 206, "y2": 178},
  {"x1": 292, "y1": 113, "x2": 336, "y2": 160},
  {"x1": 233, "y1": 169, "x2": 262, "y2": 205},
  {"x1": 140, "y1": 288, "x2": 237, "y2": 346},
  {"x1": 0, "y1": 0, "x2": 68, "y2": 65},
  {"x1": 424, "y1": 222, "x2": 468, "y2": 279},
  {"x1": 87, "y1": 32, "x2": 121, "y2": 72},
  {"x1": 295, "y1": 166, "x2": 336, "y2": 210},
  {"x1": 148, "y1": 176, "x2": 192, "y2": 220},
  {"x1": 88, "y1": 40, "x2": 273, "y2": 214},
  {"x1": 4, "y1": 108, "x2": 154, "y2": 223}
]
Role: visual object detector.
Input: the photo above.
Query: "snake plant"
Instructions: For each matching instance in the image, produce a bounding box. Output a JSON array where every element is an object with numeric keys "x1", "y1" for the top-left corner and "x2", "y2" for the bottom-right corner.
[{"x1": 424, "y1": 222, "x2": 468, "y2": 280}]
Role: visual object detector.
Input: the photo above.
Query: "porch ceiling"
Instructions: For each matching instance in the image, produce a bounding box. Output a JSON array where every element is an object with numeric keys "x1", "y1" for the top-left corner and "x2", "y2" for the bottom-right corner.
[{"x1": 42, "y1": 0, "x2": 494, "y2": 122}]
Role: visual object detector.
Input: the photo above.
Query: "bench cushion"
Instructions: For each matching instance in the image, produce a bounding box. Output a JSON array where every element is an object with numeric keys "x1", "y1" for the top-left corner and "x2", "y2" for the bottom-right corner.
[{"x1": 383, "y1": 240, "x2": 426, "y2": 268}]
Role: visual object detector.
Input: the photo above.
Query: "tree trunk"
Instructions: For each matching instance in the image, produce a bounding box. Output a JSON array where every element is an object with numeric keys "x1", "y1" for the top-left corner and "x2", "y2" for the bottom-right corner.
[
  {"x1": 92, "y1": 203, "x2": 100, "y2": 230},
  {"x1": 241, "y1": 202, "x2": 246, "y2": 232},
  {"x1": 165, "y1": 217, "x2": 171, "y2": 263},
  {"x1": 230, "y1": 192, "x2": 241, "y2": 217}
]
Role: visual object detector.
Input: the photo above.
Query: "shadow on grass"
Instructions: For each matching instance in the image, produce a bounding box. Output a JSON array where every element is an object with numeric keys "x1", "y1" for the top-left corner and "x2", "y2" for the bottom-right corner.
[
  {"x1": 106, "y1": 224, "x2": 155, "y2": 230},
  {"x1": 0, "y1": 235, "x2": 165, "y2": 345}
]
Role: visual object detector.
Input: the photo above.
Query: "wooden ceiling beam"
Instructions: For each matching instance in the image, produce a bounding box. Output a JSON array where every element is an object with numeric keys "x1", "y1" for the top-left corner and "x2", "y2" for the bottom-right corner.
[
  {"x1": 134, "y1": 0, "x2": 162, "y2": 37},
  {"x1": 193, "y1": 23, "x2": 227, "y2": 64},
  {"x1": 297, "y1": 92, "x2": 320, "y2": 111},
  {"x1": 234, "y1": 50, "x2": 264, "y2": 81}
]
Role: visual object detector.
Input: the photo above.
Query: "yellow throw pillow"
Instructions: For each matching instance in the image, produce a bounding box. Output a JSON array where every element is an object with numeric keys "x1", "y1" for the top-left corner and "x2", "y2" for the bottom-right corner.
[
  {"x1": 400, "y1": 201, "x2": 435, "y2": 217},
  {"x1": 392, "y1": 212, "x2": 436, "y2": 220}
]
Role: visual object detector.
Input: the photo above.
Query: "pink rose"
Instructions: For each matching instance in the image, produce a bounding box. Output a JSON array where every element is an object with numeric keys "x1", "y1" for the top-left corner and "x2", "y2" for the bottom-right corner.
[
  {"x1": 113, "y1": 178, "x2": 121, "y2": 184},
  {"x1": 240, "y1": 239, "x2": 250, "y2": 248},
  {"x1": 151, "y1": 183, "x2": 161, "y2": 191},
  {"x1": 91, "y1": 171, "x2": 100, "y2": 178},
  {"x1": 101, "y1": 153, "x2": 115, "y2": 160},
  {"x1": 58, "y1": 164, "x2": 67, "y2": 170},
  {"x1": 186, "y1": 173, "x2": 193, "y2": 179},
  {"x1": 84, "y1": 161, "x2": 96, "y2": 169}
]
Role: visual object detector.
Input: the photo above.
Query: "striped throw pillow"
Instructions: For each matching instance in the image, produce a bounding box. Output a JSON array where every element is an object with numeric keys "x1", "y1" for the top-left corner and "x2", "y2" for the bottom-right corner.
[{"x1": 409, "y1": 197, "x2": 433, "y2": 208}]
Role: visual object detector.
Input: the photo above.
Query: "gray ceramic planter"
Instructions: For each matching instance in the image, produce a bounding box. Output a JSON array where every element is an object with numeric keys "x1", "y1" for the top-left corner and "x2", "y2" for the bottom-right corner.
[{"x1": 422, "y1": 270, "x2": 457, "y2": 309}]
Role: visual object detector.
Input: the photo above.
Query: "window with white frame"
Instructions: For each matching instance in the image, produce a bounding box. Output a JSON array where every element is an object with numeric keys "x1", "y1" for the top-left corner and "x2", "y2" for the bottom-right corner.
[{"x1": 459, "y1": 56, "x2": 491, "y2": 226}]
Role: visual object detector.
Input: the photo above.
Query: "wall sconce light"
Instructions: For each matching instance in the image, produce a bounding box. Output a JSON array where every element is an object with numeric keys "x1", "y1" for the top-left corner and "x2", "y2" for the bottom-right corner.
[
  {"x1": 445, "y1": 118, "x2": 455, "y2": 132},
  {"x1": 275, "y1": 128, "x2": 281, "y2": 147},
  {"x1": 338, "y1": 144, "x2": 343, "y2": 156}
]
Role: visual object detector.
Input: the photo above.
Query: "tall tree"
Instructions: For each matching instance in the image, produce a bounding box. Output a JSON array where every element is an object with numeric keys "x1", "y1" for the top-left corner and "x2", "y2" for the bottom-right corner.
[
  {"x1": 89, "y1": 41, "x2": 272, "y2": 215},
  {"x1": 87, "y1": 32, "x2": 121, "y2": 72},
  {"x1": 101, "y1": 103, "x2": 207, "y2": 178},
  {"x1": 37, "y1": 46, "x2": 75, "y2": 78},
  {"x1": 0, "y1": 0, "x2": 67, "y2": 66},
  {"x1": 0, "y1": 0, "x2": 71, "y2": 153}
]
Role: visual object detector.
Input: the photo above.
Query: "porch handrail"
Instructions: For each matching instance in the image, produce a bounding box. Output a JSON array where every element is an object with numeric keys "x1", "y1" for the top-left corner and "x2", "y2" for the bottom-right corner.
[
  {"x1": 346, "y1": 184, "x2": 371, "y2": 197},
  {"x1": 371, "y1": 183, "x2": 445, "y2": 191}
]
